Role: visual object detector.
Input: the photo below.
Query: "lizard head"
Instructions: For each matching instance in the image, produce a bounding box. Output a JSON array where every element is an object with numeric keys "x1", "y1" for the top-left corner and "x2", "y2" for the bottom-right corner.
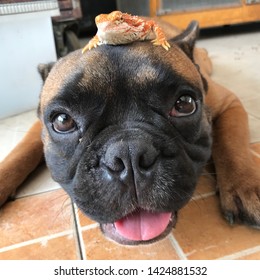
[
  {"x1": 95, "y1": 11, "x2": 125, "y2": 26},
  {"x1": 94, "y1": 10, "x2": 139, "y2": 38}
]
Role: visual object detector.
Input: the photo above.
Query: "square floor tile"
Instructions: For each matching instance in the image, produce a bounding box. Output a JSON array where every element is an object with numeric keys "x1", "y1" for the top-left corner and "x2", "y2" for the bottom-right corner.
[
  {"x1": 0, "y1": 234, "x2": 79, "y2": 260},
  {"x1": 244, "y1": 98, "x2": 260, "y2": 119},
  {"x1": 251, "y1": 142, "x2": 260, "y2": 155},
  {"x1": 193, "y1": 174, "x2": 216, "y2": 199},
  {"x1": 236, "y1": 251, "x2": 260, "y2": 260},
  {"x1": 0, "y1": 110, "x2": 37, "y2": 160},
  {"x1": 173, "y1": 196, "x2": 260, "y2": 260},
  {"x1": 0, "y1": 189, "x2": 73, "y2": 248},
  {"x1": 82, "y1": 227, "x2": 181, "y2": 260},
  {"x1": 248, "y1": 115, "x2": 260, "y2": 143},
  {"x1": 76, "y1": 207, "x2": 98, "y2": 228},
  {"x1": 15, "y1": 164, "x2": 61, "y2": 198}
]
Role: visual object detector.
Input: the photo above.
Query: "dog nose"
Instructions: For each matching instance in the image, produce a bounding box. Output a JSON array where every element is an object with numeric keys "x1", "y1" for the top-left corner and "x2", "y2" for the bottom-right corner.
[{"x1": 101, "y1": 141, "x2": 159, "y2": 184}]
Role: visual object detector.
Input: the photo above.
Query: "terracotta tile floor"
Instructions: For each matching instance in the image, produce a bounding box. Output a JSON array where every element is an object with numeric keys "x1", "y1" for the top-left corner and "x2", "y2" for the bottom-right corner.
[
  {"x1": 0, "y1": 158, "x2": 260, "y2": 260},
  {"x1": 0, "y1": 28, "x2": 260, "y2": 260}
]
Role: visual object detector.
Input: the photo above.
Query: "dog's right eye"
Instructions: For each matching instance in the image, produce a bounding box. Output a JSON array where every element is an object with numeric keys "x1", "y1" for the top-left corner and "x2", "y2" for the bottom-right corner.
[{"x1": 52, "y1": 113, "x2": 77, "y2": 133}]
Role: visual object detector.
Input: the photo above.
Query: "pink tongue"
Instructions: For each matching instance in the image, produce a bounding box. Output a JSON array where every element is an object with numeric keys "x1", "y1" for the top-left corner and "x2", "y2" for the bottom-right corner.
[{"x1": 114, "y1": 210, "x2": 172, "y2": 241}]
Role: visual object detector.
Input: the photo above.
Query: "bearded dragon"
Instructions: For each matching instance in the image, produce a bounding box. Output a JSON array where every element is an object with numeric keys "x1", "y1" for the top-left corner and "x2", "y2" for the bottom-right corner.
[{"x1": 82, "y1": 11, "x2": 170, "y2": 53}]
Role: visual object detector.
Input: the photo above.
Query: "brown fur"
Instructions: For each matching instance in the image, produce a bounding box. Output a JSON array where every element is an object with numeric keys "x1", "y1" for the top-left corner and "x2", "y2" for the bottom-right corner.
[{"x1": 0, "y1": 121, "x2": 43, "y2": 204}]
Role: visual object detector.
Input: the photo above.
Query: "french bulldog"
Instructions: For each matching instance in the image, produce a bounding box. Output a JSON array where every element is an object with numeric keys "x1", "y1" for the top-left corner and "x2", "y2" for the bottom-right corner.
[{"x1": 0, "y1": 21, "x2": 259, "y2": 245}]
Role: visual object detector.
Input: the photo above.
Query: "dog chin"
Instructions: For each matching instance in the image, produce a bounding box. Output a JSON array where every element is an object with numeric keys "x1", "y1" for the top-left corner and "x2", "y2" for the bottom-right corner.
[{"x1": 100, "y1": 209, "x2": 177, "y2": 245}]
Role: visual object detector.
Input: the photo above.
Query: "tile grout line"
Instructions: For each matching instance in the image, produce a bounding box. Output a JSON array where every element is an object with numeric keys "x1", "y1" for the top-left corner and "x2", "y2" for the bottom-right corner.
[
  {"x1": 15, "y1": 186, "x2": 62, "y2": 200},
  {"x1": 81, "y1": 223, "x2": 99, "y2": 232},
  {"x1": 217, "y1": 245, "x2": 260, "y2": 260},
  {"x1": 248, "y1": 112, "x2": 260, "y2": 120},
  {"x1": 167, "y1": 233, "x2": 188, "y2": 260},
  {"x1": 73, "y1": 204, "x2": 87, "y2": 260},
  {"x1": 251, "y1": 149, "x2": 260, "y2": 158},
  {"x1": 0, "y1": 229, "x2": 73, "y2": 254},
  {"x1": 71, "y1": 203, "x2": 84, "y2": 260},
  {"x1": 12, "y1": 115, "x2": 20, "y2": 148},
  {"x1": 192, "y1": 191, "x2": 216, "y2": 201}
]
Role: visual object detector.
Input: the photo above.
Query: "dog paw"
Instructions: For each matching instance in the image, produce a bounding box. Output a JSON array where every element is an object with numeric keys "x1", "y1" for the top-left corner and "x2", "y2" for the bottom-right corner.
[{"x1": 219, "y1": 170, "x2": 260, "y2": 227}]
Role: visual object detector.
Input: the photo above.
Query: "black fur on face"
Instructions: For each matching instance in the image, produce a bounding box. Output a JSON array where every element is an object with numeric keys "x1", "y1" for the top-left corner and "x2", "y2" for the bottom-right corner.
[{"x1": 40, "y1": 42, "x2": 212, "y2": 243}]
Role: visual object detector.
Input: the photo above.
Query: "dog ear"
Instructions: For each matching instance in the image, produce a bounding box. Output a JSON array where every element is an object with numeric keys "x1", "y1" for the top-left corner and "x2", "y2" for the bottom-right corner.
[
  {"x1": 171, "y1": 21, "x2": 199, "y2": 60},
  {"x1": 37, "y1": 62, "x2": 55, "y2": 82},
  {"x1": 37, "y1": 62, "x2": 55, "y2": 117}
]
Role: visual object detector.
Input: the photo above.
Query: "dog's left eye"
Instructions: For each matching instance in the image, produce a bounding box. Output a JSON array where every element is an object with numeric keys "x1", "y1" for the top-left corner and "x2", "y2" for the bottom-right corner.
[
  {"x1": 52, "y1": 113, "x2": 77, "y2": 133},
  {"x1": 170, "y1": 95, "x2": 197, "y2": 117}
]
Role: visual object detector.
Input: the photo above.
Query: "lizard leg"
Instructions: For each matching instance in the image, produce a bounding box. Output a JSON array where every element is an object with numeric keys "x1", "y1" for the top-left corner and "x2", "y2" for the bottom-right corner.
[
  {"x1": 151, "y1": 24, "x2": 171, "y2": 51},
  {"x1": 82, "y1": 35, "x2": 100, "y2": 53}
]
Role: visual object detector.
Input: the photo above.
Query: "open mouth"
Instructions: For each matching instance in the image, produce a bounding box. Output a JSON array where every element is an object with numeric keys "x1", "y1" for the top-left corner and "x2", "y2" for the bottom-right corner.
[{"x1": 100, "y1": 208, "x2": 177, "y2": 245}]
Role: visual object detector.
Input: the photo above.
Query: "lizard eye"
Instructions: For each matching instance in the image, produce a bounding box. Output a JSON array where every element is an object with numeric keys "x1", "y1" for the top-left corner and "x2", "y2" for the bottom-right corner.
[{"x1": 117, "y1": 15, "x2": 123, "y2": 23}]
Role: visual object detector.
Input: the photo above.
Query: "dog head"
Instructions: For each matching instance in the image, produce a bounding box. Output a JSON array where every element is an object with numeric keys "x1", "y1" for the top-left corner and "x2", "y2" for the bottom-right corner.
[{"x1": 38, "y1": 22, "x2": 212, "y2": 245}]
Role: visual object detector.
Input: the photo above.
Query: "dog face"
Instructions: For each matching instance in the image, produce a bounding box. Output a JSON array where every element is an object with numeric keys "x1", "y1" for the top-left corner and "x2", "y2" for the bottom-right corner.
[{"x1": 39, "y1": 25, "x2": 212, "y2": 245}]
